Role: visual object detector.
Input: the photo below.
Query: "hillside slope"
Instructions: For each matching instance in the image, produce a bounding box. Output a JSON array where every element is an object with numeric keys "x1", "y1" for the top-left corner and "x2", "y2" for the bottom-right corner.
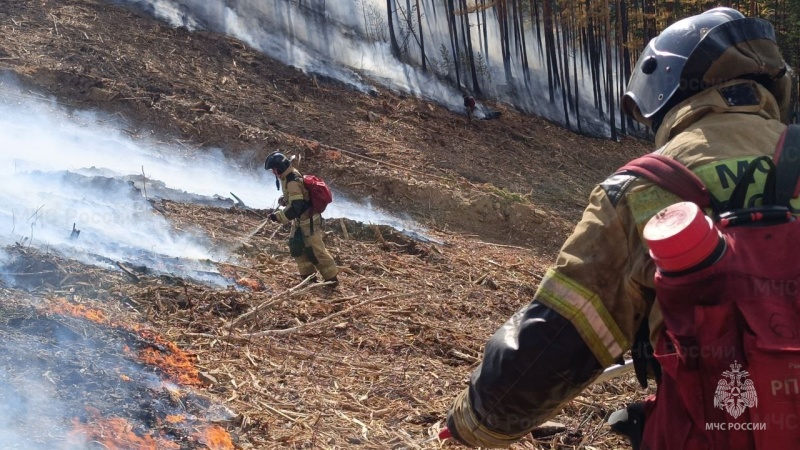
[{"x1": 0, "y1": 1, "x2": 654, "y2": 449}]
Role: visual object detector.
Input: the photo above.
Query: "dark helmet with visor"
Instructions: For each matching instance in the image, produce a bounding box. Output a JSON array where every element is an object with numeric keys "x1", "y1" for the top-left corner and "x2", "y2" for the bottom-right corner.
[
  {"x1": 622, "y1": 7, "x2": 791, "y2": 130},
  {"x1": 264, "y1": 151, "x2": 292, "y2": 173}
]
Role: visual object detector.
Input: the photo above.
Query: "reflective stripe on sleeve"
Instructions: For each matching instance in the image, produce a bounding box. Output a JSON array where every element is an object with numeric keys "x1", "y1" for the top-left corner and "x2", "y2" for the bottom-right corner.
[{"x1": 535, "y1": 269, "x2": 628, "y2": 367}]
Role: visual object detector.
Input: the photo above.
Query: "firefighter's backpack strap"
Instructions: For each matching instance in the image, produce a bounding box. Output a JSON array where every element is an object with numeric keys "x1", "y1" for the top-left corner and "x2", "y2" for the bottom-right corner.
[
  {"x1": 616, "y1": 153, "x2": 713, "y2": 390},
  {"x1": 726, "y1": 156, "x2": 776, "y2": 210},
  {"x1": 771, "y1": 125, "x2": 800, "y2": 207},
  {"x1": 617, "y1": 153, "x2": 716, "y2": 210}
]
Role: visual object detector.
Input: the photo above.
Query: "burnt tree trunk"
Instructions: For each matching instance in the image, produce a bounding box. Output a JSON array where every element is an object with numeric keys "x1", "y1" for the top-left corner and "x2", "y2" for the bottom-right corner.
[
  {"x1": 415, "y1": 0, "x2": 426, "y2": 71},
  {"x1": 513, "y1": 0, "x2": 531, "y2": 83},
  {"x1": 542, "y1": 0, "x2": 560, "y2": 101},
  {"x1": 496, "y1": 0, "x2": 514, "y2": 82},
  {"x1": 531, "y1": 0, "x2": 544, "y2": 55},
  {"x1": 459, "y1": 0, "x2": 481, "y2": 93},
  {"x1": 604, "y1": 0, "x2": 617, "y2": 139},
  {"x1": 446, "y1": 0, "x2": 462, "y2": 87},
  {"x1": 387, "y1": 0, "x2": 401, "y2": 57}
]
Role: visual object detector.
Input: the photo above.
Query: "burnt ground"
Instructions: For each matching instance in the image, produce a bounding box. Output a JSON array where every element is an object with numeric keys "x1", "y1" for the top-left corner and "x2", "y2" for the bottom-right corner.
[{"x1": 0, "y1": 1, "x2": 654, "y2": 449}]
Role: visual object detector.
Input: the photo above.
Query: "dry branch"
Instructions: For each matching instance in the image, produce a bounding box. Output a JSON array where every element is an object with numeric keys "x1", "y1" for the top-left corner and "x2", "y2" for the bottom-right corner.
[
  {"x1": 233, "y1": 291, "x2": 420, "y2": 338},
  {"x1": 227, "y1": 274, "x2": 319, "y2": 327},
  {"x1": 116, "y1": 262, "x2": 140, "y2": 282}
]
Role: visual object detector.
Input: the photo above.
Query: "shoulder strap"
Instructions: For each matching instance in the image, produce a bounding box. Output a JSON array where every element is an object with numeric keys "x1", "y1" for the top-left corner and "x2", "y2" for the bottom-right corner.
[
  {"x1": 617, "y1": 153, "x2": 713, "y2": 209},
  {"x1": 728, "y1": 156, "x2": 776, "y2": 209},
  {"x1": 772, "y1": 124, "x2": 800, "y2": 207}
]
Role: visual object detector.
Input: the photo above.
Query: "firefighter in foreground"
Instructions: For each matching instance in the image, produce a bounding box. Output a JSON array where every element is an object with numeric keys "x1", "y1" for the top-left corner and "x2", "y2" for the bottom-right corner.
[
  {"x1": 444, "y1": 7, "x2": 795, "y2": 448},
  {"x1": 265, "y1": 151, "x2": 339, "y2": 286}
]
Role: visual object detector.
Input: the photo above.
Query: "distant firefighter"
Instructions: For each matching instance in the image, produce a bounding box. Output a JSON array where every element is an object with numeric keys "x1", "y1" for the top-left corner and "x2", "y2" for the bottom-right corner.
[
  {"x1": 462, "y1": 93, "x2": 476, "y2": 121},
  {"x1": 265, "y1": 151, "x2": 339, "y2": 287}
]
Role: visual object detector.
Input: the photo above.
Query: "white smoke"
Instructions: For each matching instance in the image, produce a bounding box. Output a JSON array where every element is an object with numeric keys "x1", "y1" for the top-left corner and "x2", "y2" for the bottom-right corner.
[
  {"x1": 0, "y1": 366, "x2": 74, "y2": 449},
  {"x1": 0, "y1": 80, "x2": 424, "y2": 281},
  {"x1": 114, "y1": 0, "x2": 616, "y2": 133}
]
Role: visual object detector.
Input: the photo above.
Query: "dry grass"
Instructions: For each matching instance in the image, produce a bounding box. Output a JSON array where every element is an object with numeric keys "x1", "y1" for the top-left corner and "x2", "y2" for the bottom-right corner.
[
  {"x1": 1, "y1": 197, "x2": 654, "y2": 449},
  {"x1": 0, "y1": 1, "x2": 657, "y2": 448}
]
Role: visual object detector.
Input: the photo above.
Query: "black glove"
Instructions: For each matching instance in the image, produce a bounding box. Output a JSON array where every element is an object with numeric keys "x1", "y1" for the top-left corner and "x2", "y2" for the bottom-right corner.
[
  {"x1": 268, "y1": 213, "x2": 278, "y2": 222},
  {"x1": 608, "y1": 402, "x2": 646, "y2": 450},
  {"x1": 278, "y1": 197, "x2": 286, "y2": 207}
]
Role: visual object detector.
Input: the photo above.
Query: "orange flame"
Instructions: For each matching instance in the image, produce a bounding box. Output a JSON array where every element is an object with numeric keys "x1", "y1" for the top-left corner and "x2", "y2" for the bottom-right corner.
[
  {"x1": 220, "y1": 264, "x2": 264, "y2": 292},
  {"x1": 195, "y1": 424, "x2": 235, "y2": 450},
  {"x1": 69, "y1": 411, "x2": 180, "y2": 450},
  {"x1": 134, "y1": 328, "x2": 201, "y2": 386},
  {"x1": 165, "y1": 414, "x2": 187, "y2": 424},
  {"x1": 49, "y1": 298, "x2": 106, "y2": 323},
  {"x1": 45, "y1": 298, "x2": 201, "y2": 387},
  {"x1": 236, "y1": 277, "x2": 264, "y2": 291}
]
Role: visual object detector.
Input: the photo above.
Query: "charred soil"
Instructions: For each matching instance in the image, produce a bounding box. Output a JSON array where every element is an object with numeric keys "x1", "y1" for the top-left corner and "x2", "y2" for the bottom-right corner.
[{"x1": 0, "y1": 1, "x2": 653, "y2": 449}]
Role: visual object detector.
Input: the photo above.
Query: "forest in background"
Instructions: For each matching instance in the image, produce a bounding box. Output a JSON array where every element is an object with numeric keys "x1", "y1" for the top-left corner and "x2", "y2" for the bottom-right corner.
[{"x1": 383, "y1": 0, "x2": 800, "y2": 138}]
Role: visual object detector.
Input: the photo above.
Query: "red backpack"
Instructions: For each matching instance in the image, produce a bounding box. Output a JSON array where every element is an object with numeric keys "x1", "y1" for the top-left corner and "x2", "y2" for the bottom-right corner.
[
  {"x1": 617, "y1": 125, "x2": 800, "y2": 450},
  {"x1": 302, "y1": 174, "x2": 333, "y2": 214}
]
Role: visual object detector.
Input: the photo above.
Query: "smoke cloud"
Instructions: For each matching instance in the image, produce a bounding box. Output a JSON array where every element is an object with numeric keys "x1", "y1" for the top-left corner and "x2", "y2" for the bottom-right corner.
[
  {"x1": 0, "y1": 80, "x2": 423, "y2": 284},
  {"x1": 115, "y1": 0, "x2": 616, "y2": 134}
]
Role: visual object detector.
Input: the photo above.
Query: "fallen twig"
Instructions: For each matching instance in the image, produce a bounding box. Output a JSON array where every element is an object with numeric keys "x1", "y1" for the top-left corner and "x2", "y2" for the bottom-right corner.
[
  {"x1": 0, "y1": 270, "x2": 57, "y2": 276},
  {"x1": 115, "y1": 262, "x2": 140, "y2": 282},
  {"x1": 233, "y1": 291, "x2": 420, "y2": 338},
  {"x1": 473, "y1": 240, "x2": 530, "y2": 251},
  {"x1": 228, "y1": 275, "x2": 319, "y2": 327}
]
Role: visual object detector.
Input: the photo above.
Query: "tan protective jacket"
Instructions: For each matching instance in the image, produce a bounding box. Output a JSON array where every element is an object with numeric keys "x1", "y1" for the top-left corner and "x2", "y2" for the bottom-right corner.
[
  {"x1": 447, "y1": 80, "x2": 791, "y2": 447},
  {"x1": 274, "y1": 167, "x2": 319, "y2": 226}
]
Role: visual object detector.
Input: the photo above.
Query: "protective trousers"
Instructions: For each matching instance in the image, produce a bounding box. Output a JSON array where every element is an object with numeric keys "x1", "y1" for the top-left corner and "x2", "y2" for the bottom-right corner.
[{"x1": 293, "y1": 217, "x2": 338, "y2": 281}]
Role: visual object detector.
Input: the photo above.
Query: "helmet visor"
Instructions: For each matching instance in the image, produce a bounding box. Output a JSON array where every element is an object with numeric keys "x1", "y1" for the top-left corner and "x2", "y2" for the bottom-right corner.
[
  {"x1": 622, "y1": 40, "x2": 687, "y2": 121},
  {"x1": 622, "y1": 11, "x2": 751, "y2": 121}
]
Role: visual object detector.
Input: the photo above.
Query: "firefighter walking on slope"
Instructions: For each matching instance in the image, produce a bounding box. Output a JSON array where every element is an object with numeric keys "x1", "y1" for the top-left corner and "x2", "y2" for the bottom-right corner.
[
  {"x1": 265, "y1": 151, "x2": 339, "y2": 287},
  {"x1": 441, "y1": 7, "x2": 798, "y2": 449}
]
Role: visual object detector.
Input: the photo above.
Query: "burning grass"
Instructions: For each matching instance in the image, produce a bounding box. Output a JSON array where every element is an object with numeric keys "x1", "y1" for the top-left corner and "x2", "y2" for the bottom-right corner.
[
  {"x1": 0, "y1": 279, "x2": 237, "y2": 450},
  {"x1": 0, "y1": 204, "x2": 653, "y2": 449},
  {"x1": 42, "y1": 297, "x2": 202, "y2": 386},
  {"x1": 133, "y1": 327, "x2": 202, "y2": 386},
  {"x1": 69, "y1": 408, "x2": 181, "y2": 450},
  {"x1": 0, "y1": 0, "x2": 656, "y2": 446},
  {"x1": 195, "y1": 425, "x2": 236, "y2": 450}
]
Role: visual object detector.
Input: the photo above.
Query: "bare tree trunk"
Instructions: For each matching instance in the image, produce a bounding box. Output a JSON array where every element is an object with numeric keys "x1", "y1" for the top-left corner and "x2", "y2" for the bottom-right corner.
[
  {"x1": 387, "y1": 0, "x2": 401, "y2": 57},
  {"x1": 496, "y1": 0, "x2": 514, "y2": 82},
  {"x1": 542, "y1": 0, "x2": 559, "y2": 101},
  {"x1": 481, "y1": 0, "x2": 489, "y2": 60},
  {"x1": 571, "y1": 1, "x2": 581, "y2": 132},
  {"x1": 415, "y1": 0, "x2": 426, "y2": 72},
  {"x1": 446, "y1": 0, "x2": 462, "y2": 87},
  {"x1": 603, "y1": 0, "x2": 617, "y2": 140},
  {"x1": 459, "y1": 0, "x2": 481, "y2": 93},
  {"x1": 586, "y1": 0, "x2": 602, "y2": 112},
  {"x1": 530, "y1": 0, "x2": 544, "y2": 56},
  {"x1": 558, "y1": 1, "x2": 572, "y2": 130},
  {"x1": 513, "y1": 0, "x2": 530, "y2": 83},
  {"x1": 616, "y1": 0, "x2": 626, "y2": 134}
]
